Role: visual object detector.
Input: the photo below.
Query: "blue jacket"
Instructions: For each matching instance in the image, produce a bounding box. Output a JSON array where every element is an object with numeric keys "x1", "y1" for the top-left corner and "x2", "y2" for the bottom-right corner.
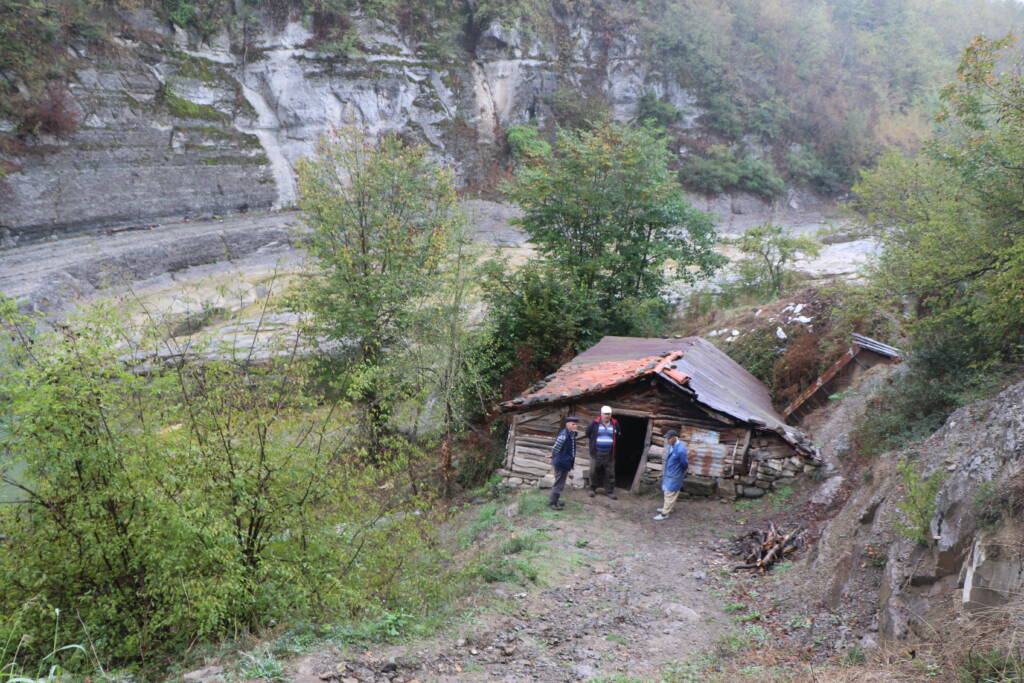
[
  {"x1": 551, "y1": 428, "x2": 576, "y2": 471},
  {"x1": 662, "y1": 440, "x2": 689, "y2": 492}
]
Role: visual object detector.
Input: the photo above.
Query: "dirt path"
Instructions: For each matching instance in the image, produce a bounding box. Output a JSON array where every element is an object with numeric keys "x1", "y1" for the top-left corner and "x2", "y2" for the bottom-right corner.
[{"x1": 286, "y1": 491, "x2": 743, "y2": 683}]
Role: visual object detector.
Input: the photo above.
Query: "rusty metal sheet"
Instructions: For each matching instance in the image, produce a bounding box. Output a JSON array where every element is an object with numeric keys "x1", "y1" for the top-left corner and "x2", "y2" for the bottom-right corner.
[
  {"x1": 686, "y1": 442, "x2": 731, "y2": 478},
  {"x1": 678, "y1": 425, "x2": 720, "y2": 445}
]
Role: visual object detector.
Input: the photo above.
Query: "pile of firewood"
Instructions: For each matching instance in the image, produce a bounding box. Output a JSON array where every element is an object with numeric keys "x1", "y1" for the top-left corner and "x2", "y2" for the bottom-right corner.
[{"x1": 732, "y1": 523, "x2": 803, "y2": 572}]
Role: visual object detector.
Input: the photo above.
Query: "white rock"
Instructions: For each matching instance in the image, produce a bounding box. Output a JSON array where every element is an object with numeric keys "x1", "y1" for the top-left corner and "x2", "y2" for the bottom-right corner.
[{"x1": 776, "y1": 326, "x2": 787, "y2": 340}]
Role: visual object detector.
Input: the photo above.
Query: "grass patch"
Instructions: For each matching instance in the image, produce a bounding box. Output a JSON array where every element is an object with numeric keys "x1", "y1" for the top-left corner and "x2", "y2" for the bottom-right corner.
[
  {"x1": 730, "y1": 611, "x2": 762, "y2": 623},
  {"x1": 461, "y1": 501, "x2": 505, "y2": 546},
  {"x1": 841, "y1": 644, "x2": 866, "y2": 665},
  {"x1": 960, "y1": 649, "x2": 1024, "y2": 681},
  {"x1": 734, "y1": 485, "x2": 792, "y2": 514},
  {"x1": 515, "y1": 490, "x2": 587, "y2": 519},
  {"x1": 477, "y1": 555, "x2": 538, "y2": 585},
  {"x1": 500, "y1": 532, "x2": 542, "y2": 556},
  {"x1": 238, "y1": 649, "x2": 287, "y2": 681},
  {"x1": 770, "y1": 484, "x2": 793, "y2": 509},
  {"x1": 606, "y1": 633, "x2": 629, "y2": 646},
  {"x1": 723, "y1": 602, "x2": 747, "y2": 613},
  {"x1": 160, "y1": 83, "x2": 229, "y2": 122}
]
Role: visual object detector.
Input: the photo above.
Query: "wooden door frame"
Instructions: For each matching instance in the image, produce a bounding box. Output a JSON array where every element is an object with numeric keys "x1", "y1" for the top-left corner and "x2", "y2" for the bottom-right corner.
[{"x1": 629, "y1": 417, "x2": 654, "y2": 494}]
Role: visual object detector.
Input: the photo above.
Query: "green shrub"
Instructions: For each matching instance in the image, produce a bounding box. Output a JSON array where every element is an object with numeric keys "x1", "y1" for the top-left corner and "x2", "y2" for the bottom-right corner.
[
  {"x1": 544, "y1": 87, "x2": 609, "y2": 129},
  {"x1": 851, "y1": 365, "x2": 959, "y2": 457},
  {"x1": 0, "y1": 298, "x2": 455, "y2": 673},
  {"x1": 635, "y1": 92, "x2": 681, "y2": 129},
  {"x1": 785, "y1": 144, "x2": 843, "y2": 194},
  {"x1": 726, "y1": 222, "x2": 821, "y2": 297},
  {"x1": 506, "y1": 125, "x2": 551, "y2": 162},
  {"x1": 719, "y1": 328, "x2": 783, "y2": 390},
  {"x1": 895, "y1": 459, "x2": 946, "y2": 546},
  {"x1": 680, "y1": 146, "x2": 785, "y2": 199},
  {"x1": 162, "y1": 0, "x2": 233, "y2": 38}
]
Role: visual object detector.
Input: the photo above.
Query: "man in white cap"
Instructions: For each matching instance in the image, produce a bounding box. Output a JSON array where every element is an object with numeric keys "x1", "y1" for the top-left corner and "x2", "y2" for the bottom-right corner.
[{"x1": 585, "y1": 405, "x2": 620, "y2": 499}]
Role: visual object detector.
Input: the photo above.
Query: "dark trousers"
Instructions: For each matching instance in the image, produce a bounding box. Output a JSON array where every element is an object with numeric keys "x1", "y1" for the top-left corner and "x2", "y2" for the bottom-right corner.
[
  {"x1": 549, "y1": 468, "x2": 569, "y2": 504},
  {"x1": 590, "y1": 451, "x2": 615, "y2": 491}
]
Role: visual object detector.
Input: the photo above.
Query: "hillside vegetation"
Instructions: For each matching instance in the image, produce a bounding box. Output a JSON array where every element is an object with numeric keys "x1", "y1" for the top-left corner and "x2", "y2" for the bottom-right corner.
[{"x1": 4, "y1": 0, "x2": 1024, "y2": 196}]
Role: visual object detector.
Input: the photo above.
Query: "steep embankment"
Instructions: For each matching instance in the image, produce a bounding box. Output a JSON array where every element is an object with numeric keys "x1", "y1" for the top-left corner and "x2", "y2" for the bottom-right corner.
[{"x1": 810, "y1": 378, "x2": 1024, "y2": 643}]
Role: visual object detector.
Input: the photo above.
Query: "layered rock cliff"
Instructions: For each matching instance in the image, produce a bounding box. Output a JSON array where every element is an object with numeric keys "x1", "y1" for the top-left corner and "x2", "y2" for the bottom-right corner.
[
  {"x1": 0, "y1": 6, "x2": 702, "y2": 246},
  {"x1": 808, "y1": 375, "x2": 1024, "y2": 646}
]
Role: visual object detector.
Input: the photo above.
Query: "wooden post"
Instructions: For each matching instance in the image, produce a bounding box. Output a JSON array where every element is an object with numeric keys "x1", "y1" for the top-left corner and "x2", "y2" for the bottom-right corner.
[{"x1": 738, "y1": 429, "x2": 753, "y2": 476}]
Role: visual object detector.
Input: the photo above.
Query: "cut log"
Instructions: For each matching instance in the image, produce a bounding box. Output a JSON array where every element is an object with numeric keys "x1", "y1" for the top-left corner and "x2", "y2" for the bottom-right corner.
[{"x1": 731, "y1": 526, "x2": 804, "y2": 572}]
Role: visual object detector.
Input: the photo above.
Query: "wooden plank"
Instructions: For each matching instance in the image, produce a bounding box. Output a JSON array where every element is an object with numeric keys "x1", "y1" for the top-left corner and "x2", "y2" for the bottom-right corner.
[
  {"x1": 630, "y1": 418, "x2": 654, "y2": 494},
  {"x1": 505, "y1": 421, "x2": 517, "y2": 470}
]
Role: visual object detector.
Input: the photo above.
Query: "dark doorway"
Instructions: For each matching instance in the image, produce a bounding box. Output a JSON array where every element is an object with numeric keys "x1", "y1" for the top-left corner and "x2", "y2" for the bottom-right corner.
[{"x1": 615, "y1": 415, "x2": 649, "y2": 492}]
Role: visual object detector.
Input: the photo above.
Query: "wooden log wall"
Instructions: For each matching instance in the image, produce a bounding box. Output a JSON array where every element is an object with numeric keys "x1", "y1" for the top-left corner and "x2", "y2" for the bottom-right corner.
[
  {"x1": 501, "y1": 380, "x2": 769, "y2": 492},
  {"x1": 502, "y1": 406, "x2": 592, "y2": 489}
]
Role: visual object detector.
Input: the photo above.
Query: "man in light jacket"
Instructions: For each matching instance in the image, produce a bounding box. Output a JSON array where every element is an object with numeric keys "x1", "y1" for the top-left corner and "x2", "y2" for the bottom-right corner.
[
  {"x1": 548, "y1": 416, "x2": 580, "y2": 510},
  {"x1": 654, "y1": 429, "x2": 688, "y2": 521}
]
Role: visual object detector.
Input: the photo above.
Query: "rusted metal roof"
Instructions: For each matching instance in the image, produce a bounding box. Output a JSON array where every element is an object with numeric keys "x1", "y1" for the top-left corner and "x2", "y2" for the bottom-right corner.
[{"x1": 501, "y1": 336, "x2": 815, "y2": 455}]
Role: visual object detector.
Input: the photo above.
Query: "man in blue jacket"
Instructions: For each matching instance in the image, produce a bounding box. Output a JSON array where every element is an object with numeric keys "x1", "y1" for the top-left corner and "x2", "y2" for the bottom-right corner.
[
  {"x1": 654, "y1": 429, "x2": 688, "y2": 521},
  {"x1": 548, "y1": 416, "x2": 580, "y2": 510}
]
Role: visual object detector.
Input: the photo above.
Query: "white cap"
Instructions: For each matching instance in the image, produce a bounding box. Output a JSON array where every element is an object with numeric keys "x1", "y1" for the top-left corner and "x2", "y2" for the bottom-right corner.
[{"x1": 601, "y1": 405, "x2": 613, "y2": 414}]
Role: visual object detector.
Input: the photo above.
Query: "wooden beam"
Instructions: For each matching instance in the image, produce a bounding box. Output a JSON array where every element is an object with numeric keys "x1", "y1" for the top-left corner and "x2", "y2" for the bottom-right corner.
[{"x1": 782, "y1": 344, "x2": 861, "y2": 419}]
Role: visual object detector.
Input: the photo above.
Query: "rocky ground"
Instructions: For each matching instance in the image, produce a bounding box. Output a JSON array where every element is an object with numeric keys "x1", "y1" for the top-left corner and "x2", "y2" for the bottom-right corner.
[
  {"x1": 286, "y1": 490, "x2": 737, "y2": 682},
  {"x1": 170, "y1": 471, "x2": 869, "y2": 683}
]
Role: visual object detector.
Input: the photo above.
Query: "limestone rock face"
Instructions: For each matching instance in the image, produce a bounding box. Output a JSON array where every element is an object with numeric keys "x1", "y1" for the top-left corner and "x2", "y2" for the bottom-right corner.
[
  {"x1": 0, "y1": 10, "x2": 692, "y2": 245},
  {"x1": 811, "y1": 378, "x2": 1024, "y2": 641}
]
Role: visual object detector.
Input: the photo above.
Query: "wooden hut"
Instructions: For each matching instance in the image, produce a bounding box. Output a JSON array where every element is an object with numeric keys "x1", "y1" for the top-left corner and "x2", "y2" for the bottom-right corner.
[{"x1": 498, "y1": 336, "x2": 820, "y2": 499}]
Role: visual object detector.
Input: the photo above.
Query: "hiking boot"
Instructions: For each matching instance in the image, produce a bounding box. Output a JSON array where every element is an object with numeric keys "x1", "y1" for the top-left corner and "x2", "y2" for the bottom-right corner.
[
  {"x1": 549, "y1": 501, "x2": 565, "y2": 510},
  {"x1": 606, "y1": 490, "x2": 618, "y2": 500}
]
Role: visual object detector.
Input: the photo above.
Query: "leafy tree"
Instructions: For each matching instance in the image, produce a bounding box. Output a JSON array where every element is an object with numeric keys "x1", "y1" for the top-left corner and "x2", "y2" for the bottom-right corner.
[
  {"x1": 475, "y1": 261, "x2": 602, "y2": 400},
  {"x1": 680, "y1": 145, "x2": 786, "y2": 198},
  {"x1": 293, "y1": 127, "x2": 464, "y2": 452},
  {"x1": 728, "y1": 222, "x2": 821, "y2": 297},
  {"x1": 505, "y1": 121, "x2": 723, "y2": 322},
  {"x1": 634, "y1": 92, "x2": 681, "y2": 129},
  {"x1": 852, "y1": 35, "x2": 1024, "y2": 367}
]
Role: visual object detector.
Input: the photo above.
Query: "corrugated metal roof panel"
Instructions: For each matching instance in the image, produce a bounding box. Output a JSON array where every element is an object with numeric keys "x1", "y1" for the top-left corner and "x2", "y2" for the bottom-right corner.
[{"x1": 851, "y1": 333, "x2": 901, "y2": 358}]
